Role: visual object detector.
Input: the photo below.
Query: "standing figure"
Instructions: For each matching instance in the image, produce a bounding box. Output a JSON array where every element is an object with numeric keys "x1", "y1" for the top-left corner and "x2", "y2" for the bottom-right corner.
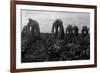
[
  {"x1": 52, "y1": 19, "x2": 65, "y2": 40},
  {"x1": 21, "y1": 18, "x2": 40, "y2": 59},
  {"x1": 81, "y1": 26, "x2": 90, "y2": 48},
  {"x1": 80, "y1": 26, "x2": 90, "y2": 59},
  {"x1": 27, "y1": 18, "x2": 40, "y2": 41},
  {"x1": 66, "y1": 25, "x2": 73, "y2": 38},
  {"x1": 72, "y1": 26, "x2": 80, "y2": 44},
  {"x1": 65, "y1": 25, "x2": 73, "y2": 43},
  {"x1": 73, "y1": 26, "x2": 79, "y2": 37},
  {"x1": 82, "y1": 26, "x2": 89, "y2": 37}
]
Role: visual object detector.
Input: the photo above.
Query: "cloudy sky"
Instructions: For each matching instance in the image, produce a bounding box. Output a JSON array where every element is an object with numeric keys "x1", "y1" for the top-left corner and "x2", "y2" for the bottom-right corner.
[{"x1": 21, "y1": 9, "x2": 90, "y2": 33}]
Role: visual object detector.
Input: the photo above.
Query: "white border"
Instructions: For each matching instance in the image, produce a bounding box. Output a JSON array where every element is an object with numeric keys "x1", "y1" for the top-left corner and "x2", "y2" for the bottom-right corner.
[{"x1": 16, "y1": 5, "x2": 95, "y2": 69}]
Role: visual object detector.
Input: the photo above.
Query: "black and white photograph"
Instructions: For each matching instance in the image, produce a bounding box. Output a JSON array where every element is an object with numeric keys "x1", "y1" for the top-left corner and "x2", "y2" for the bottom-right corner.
[
  {"x1": 11, "y1": 1, "x2": 97, "y2": 72},
  {"x1": 21, "y1": 10, "x2": 90, "y2": 63}
]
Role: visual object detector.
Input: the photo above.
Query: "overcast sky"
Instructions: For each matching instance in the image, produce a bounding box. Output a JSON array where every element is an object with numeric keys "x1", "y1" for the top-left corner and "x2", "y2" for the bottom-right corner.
[{"x1": 21, "y1": 10, "x2": 90, "y2": 33}]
